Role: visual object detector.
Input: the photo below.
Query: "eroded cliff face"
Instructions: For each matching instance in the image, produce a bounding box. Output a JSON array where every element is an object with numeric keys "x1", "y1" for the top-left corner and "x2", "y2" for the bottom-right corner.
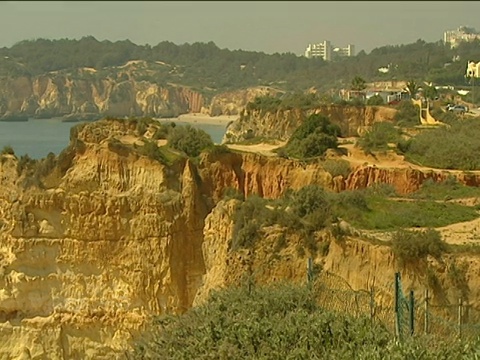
[
  {"x1": 1, "y1": 119, "x2": 480, "y2": 357},
  {"x1": 205, "y1": 86, "x2": 284, "y2": 117},
  {"x1": 196, "y1": 199, "x2": 480, "y2": 322},
  {"x1": 0, "y1": 74, "x2": 204, "y2": 119},
  {"x1": 223, "y1": 105, "x2": 397, "y2": 143}
]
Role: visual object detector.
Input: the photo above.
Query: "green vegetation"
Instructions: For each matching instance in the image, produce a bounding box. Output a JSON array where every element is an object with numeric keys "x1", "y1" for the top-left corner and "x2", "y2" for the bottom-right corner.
[
  {"x1": 400, "y1": 118, "x2": 480, "y2": 170},
  {"x1": 2, "y1": 37, "x2": 479, "y2": 93},
  {"x1": 366, "y1": 94, "x2": 384, "y2": 105},
  {"x1": 167, "y1": 124, "x2": 214, "y2": 157},
  {"x1": 393, "y1": 100, "x2": 420, "y2": 127},
  {"x1": 231, "y1": 186, "x2": 334, "y2": 253},
  {"x1": 408, "y1": 176, "x2": 480, "y2": 201},
  {"x1": 321, "y1": 159, "x2": 352, "y2": 178},
  {"x1": 230, "y1": 181, "x2": 478, "y2": 255},
  {"x1": 1, "y1": 145, "x2": 14, "y2": 155},
  {"x1": 136, "y1": 140, "x2": 170, "y2": 164},
  {"x1": 280, "y1": 114, "x2": 341, "y2": 159},
  {"x1": 391, "y1": 229, "x2": 447, "y2": 266},
  {"x1": 341, "y1": 191, "x2": 479, "y2": 230},
  {"x1": 245, "y1": 93, "x2": 324, "y2": 114},
  {"x1": 356, "y1": 122, "x2": 402, "y2": 153},
  {"x1": 351, "y1": 75, "x2": 367, "y2": 91},
  {"x1": 132, "y1": 283, "x2": 480, "y2": 359}
]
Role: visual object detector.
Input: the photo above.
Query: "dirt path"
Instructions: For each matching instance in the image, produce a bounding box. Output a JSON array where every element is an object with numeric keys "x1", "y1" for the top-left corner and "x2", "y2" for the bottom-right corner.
[{"x1": 226, "y1": 141, "x2": 286, "y2": 157}]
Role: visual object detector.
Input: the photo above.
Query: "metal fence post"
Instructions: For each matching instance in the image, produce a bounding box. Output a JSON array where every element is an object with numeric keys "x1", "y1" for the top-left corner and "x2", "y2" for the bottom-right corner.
[
  {"x1": 409, "y1": 289, "x2": 414, "y2": 336},
  {"x1": 458, "y1": 298, "x2": 463, "y2": 339},
  {"x1": 394, "y1": 272, "x2": 401, "y2": 341},
  {"x1": 424, "y1": 289, "x2": 429, "y2": 335},
  {"x1": 370, "y1": 287, "x2": 375, "y2": 326}
]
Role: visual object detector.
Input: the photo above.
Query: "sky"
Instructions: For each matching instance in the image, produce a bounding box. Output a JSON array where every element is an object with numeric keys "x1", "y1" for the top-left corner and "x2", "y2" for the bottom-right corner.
[{"x1": 0, "y1": 1, "x2": 478, "y2": 55}]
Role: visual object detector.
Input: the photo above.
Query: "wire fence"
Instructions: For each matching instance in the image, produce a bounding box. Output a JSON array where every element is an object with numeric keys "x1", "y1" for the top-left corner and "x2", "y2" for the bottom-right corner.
[{"x1": 306, "y1": 262, "x2": 480, "y2": 343}]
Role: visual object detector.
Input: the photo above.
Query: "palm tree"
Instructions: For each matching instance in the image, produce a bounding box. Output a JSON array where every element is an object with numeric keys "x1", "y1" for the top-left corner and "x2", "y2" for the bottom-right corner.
[{"x1": 405, "y1": 80, "x2": 418, "y2": 99}]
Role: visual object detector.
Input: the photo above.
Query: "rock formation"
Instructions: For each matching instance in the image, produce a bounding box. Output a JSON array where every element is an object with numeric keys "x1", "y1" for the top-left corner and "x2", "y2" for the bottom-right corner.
[
  {"x1": 0, "y1": 119, "x2": 479, "y2": 357},
  {"x1": 223, "y1": 105, "x2": 397, "y2": 142}
]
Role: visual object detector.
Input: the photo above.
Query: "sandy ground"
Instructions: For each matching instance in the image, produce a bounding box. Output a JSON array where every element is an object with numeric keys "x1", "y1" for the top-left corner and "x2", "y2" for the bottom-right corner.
[
  {"x1": 226, "y1": 141, "x2": 287, "y2": 157},
  {"x1": 156, "y1": 113, "x2": 238, "y2": 126}
]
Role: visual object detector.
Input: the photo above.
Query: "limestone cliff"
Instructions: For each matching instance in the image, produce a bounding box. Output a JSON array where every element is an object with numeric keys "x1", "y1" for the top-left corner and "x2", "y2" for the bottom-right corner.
[
  {"x1": 205, "y1": 86, "x2": 284, "y2": 116},
  {"x1": 1, "y1": 119, "x2": 480, "y2": 357},
  {"x1": 223, "y1": 105, "x2": 397, "y2": 143},
  {"x1": 0, "y1": 74, "x2": 205, "y2": 119}
]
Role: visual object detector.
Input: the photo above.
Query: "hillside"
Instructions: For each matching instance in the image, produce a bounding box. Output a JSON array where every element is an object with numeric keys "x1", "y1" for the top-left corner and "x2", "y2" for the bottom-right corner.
[{"x1": 0, "y1": 37, "x2": 478, "y2": 121}]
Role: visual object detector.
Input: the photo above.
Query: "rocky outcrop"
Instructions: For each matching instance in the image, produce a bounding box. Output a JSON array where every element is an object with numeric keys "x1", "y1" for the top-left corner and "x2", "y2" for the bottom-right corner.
[{"x1": 223, "y1": 105, "x2": 397, "y2": 143}]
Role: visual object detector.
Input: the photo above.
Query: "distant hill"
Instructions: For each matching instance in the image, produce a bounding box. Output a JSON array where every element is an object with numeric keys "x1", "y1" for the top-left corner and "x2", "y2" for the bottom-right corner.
[{"x1": 0, "y1": 36, "x2": 478, "y2": 93}]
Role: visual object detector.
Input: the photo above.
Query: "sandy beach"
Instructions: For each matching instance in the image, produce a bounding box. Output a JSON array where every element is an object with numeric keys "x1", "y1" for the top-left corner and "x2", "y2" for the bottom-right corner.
[{"x1": 156, "y1": 113, "x2": 238, "y2": 126}]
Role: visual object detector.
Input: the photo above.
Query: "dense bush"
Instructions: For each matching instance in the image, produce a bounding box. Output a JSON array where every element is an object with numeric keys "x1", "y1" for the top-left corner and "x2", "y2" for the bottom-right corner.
[
  {"x1": 132, "y1": 283, "x2": 480, "y2": 359},
  {"x1": 321, "y1": 159, "x2": 352, "y2": 178},
  {"x1": 1, "y1": 145, "x2": 14, "y2": 155},
  {"x1": 281, "y1": 114, "x2": 341, "y2": 159},
  {"x1": 366, "y1": 94, "x2": 385, "y2": 105},
  {"x1": 394, "y1": 100, "x2": 420, "y2": 126},
  {"x1": 402, "y1": 118, "x2": 480, "y2": 170},
  {"x1": 167, "y1": 125, "x2": 214, "y2": 157},
  {"x1": 391, "y1": 229, "x2": 447, "y2": 266},
  {"x1": 137, "y1": 140, "x2": 169, "y2": 164},
  {"x1": 356, "y1": 122, "x2": 402, "y2": 153}
]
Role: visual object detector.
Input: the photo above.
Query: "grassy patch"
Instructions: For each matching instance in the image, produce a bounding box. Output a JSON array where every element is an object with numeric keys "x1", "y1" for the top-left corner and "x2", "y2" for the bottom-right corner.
[
  {"x1": 406, "y1": 177, "x2": 480, "y2": 201},
  {"x1": 334, "y1": 191, "x2": 479, "y2": 230}
]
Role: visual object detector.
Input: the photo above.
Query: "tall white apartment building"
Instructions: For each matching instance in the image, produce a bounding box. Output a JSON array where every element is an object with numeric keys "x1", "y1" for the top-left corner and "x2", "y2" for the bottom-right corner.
[
  {"x1": 304, "y1": 41, "x2": 355, "y2": 61},
  {"x1": 305, "y1": 41, "x2": 332, "y2": 61},
  {"x1": 444, "y1": 26, "x2": 480, "y2": 48}
]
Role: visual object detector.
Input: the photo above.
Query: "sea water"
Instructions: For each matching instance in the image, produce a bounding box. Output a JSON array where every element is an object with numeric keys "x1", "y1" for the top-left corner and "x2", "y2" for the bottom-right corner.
[{"x1": 0, "y1": 118, "x2": 228, "y2": 159}]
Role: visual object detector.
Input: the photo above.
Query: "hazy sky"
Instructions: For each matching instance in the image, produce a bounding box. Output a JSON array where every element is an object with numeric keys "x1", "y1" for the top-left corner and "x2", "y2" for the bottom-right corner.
[{"x1": 0, "y1": 1, "x2": 478, "y2": 55}]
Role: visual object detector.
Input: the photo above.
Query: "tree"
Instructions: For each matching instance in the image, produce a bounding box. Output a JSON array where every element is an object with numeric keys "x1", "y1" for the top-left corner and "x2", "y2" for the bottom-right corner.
[
  {"x1": 367, "y1": 94, "x2": 384, "y2": 105},
  {"x1": 405, "y1": 80, "x2": 419, "y2": 99},
  {"x1": 351, "y1": 76, "x2": 367, "y2": 91},
  {"x1": 423, "y1": 85, "x2": 438, "y2": 101}
]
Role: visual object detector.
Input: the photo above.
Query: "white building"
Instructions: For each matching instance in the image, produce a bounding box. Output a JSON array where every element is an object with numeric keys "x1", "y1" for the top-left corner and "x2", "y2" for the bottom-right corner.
[
  {"x1": 444, "y1": 26, "x2": 480, "y2": 48},
  {"x1": 305, "y1": 41, "x2": 332, "y2": 61},
  {"x1": 304, "y1": 41, "x2": 354, "y2": 61}
]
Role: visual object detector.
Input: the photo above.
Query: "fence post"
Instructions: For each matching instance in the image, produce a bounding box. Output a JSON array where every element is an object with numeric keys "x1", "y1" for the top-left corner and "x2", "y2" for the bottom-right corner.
[
  {"x1": 458, "y1": 298, "x2": 463, "y2": 339},
  {"x1": 394, "y1": 272, "x2": 401, "y2": 341},
  {"x1": 424, "y1": 289, "x2": 429, "y2": 335},
  {"x1": 370, "y1": 287, "x2": 375, "y2": 326},
  {"x1": 307, "y1": 258, "x2": 313, "y2": 287},
  {"x1": 409, "y1": 289, "x2": 415, "y2": 336}
]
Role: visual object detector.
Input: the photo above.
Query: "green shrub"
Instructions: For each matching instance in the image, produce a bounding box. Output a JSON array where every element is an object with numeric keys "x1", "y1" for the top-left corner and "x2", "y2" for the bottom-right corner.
[
  {"x1": 137, "y1": 140, "x2": 168, "y2": 164},
  {"x1": 402, "y1": 118, "x2": 480, "y2": 170},
  {"x1": 366, "y1": 94, "x2": 384, "y2": 106},
  {"x1": 222, "y1": 187, "x2": 245, "y2": 201},
  {"x1": 1, "y1": 145, "x2": 14, "y2": 155},
  {"x1": 356, "y1": 122, "x2": 401, "y2": 153},
  {"x1": 281, "y1": 114, "x2": 340, "y2": 159},
  {"x1": 107, "y1": 138, "x2": 130, "y2": 157},
  {"x1": 132, "y1": 283, "x2": 480, "y2": 359},
  {"x1": 290, "y1": 185, "x2": 332, "y2": 231},
  {"x1": 322, "y1": 159, "x2": 352, "y2": 178},
  {"x1": 167, "y1": 124, "x2": 214, "y2": 157},
  {"x1": 391, "y1": 229, "x2": 446, "y2": 266},
  {"x1": 394, "y1": 100, "x2": 420, "y2": 126}
]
